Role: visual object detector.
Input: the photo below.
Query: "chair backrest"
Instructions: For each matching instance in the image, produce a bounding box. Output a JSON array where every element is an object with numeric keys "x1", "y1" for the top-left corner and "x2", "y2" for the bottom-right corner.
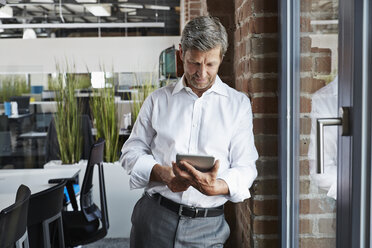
[
  {"x1": 80, "y1": 138, "x2": 109, "y2": 231},
  {"x1": 27, "y1": 180, "x2": 66, "y2": 248},
  {"x1": 28, "y1": 180, "x2": 66, "y2": 226},
  {"x1": 0, "y1": 131, "x2": 12, "y2": 156},
  {"x1": 0, "y1": 184, "x2": 31, "y2": 248},
  {"x1": 10, "y1": 96, "x2": 30, "y2": 114},
  {"x1": 0, "y1": 115, "x2": 9, "y2": 131},
  {"x1": 45, "y1": 114, "x2": 94, "y2": 162}
]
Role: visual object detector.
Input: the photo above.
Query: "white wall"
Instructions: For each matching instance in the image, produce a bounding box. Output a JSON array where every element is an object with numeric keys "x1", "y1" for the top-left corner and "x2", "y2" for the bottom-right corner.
[{"x1": 0, "y1": 36, "x2": 181, "y2": 74}]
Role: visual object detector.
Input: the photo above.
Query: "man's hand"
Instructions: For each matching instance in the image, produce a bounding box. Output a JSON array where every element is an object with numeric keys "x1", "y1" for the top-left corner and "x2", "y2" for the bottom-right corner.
[
  {"x1": 150, "y1": 164, "x2": 190, "y2": 192},
  {"x1": 172, "y1": 160, "x2": 229, "y2": 196}
]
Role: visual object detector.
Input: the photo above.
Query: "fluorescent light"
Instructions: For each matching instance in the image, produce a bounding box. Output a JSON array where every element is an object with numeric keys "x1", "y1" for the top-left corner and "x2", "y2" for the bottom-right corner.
[
  {"x1": 91, "y1": 72, "x2": 105, "y2": 88},
  {"x1": 119, "y1": 3, "x2": 143, "y2": 9},
  {"x1": 0, "y1": 22, "x2": 165, "y2": 29},
  {"x1": 86, "y1": 4, "x2": 111, "y2": 16},
  {"x1": 0, "y1": 5, "x2": 13, "y2": 18},
  {"x1": 30, "y1": 0, "x2": 54, "y2": 3},
  {"x1": 120, "y1": 7, "x2": 136, "y2": 13},
  {"x1": 75, "y1": 0, "x2": 96, "y2": 3},
  {"x1": 144, "y1": 4, "x2": 170, "y2": 10}
]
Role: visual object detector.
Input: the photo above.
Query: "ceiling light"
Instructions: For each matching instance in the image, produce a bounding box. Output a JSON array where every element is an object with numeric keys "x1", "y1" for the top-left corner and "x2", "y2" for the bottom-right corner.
[
  {"x1": 119, "y1": 3, "x2": 143, "y2": 9},
  {"x1": 0, "y1": 5, "x2": 13, "y2": 18},
  {"x1": 30, "y1": 0, "x2": 54, "y2": 3},
  {"x1": 75, "y1": 0, "x2": 96, "y2": 3},
  {"x1": 120, "y1": 7, "x2": 136, "y2": 13},
  {"x1": 144, "y1": 4, "x2": 170, "y2": 10},
  {"x1": 0, "y1": 22, "x2": 165, "y2": 29},
  {"x1": 23, "y1": 28, "x2": 37, "y2": 39},
  {"x1": 86, "y1": 4, "x2": 111, "y2": 17}
]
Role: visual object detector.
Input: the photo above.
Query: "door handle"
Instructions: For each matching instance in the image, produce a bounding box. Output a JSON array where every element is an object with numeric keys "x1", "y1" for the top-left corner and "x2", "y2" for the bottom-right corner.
[{"x1": 316, "y1": 107, "x2": 351, "y2": 174}]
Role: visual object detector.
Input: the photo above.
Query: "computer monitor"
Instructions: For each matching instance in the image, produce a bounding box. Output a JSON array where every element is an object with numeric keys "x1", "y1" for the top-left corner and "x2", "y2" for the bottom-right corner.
[{"x1": 9, "y1": 96, "x2": 30, "y2": 114}]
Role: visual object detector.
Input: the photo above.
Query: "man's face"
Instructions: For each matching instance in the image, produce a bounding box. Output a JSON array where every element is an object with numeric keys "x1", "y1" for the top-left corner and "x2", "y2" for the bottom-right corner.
[{"x1": 181, "y1": 46, "x2": 222, "y2": 93}]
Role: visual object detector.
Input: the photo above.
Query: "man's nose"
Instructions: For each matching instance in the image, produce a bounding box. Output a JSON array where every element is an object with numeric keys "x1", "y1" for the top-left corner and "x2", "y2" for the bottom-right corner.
[{"x1": 197, "y1": 64, "x2": 207, "y2": 78}]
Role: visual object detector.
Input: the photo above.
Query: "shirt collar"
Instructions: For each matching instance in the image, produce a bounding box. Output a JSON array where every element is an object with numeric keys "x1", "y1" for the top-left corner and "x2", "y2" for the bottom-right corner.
[{"x1": 171, "y1": 75, "x2": 229, "y2": 97}]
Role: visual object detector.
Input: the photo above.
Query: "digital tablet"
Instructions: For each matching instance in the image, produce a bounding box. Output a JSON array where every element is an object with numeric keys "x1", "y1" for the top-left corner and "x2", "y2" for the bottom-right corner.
[{"x1": 176, "y1": 154, "x2": 215, "y2": 172}]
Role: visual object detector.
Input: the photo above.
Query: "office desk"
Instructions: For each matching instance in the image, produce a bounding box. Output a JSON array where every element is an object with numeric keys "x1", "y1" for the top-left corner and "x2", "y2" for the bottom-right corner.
[{"x1": 0, "y1": 168, "x2": 80, "y2": 210}]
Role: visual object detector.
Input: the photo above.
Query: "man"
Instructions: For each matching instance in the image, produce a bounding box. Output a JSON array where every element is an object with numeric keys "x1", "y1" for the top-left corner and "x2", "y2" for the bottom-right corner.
[{"x1": 120, "y1": 16, "x2": 258, "y2": 248}]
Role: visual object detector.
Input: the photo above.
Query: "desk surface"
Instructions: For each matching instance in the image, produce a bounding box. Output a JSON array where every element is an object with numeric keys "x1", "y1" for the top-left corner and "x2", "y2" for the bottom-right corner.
[{"x1": 0, "y1": 168, "x2": 80, "y2": 210}]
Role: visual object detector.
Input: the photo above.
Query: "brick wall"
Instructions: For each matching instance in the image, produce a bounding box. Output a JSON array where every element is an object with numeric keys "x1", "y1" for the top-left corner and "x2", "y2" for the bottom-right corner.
[
  {"x1": 232, "y1": 0, "x2": 279, "y2": 247},
  {"x1": 183, "y1": 0, "x2": 208, "y2": 22}
]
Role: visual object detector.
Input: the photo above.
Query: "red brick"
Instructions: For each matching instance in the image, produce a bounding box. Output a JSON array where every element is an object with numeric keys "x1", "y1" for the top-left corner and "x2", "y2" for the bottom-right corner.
[
  {"x1": 314, "y1": 56, "x2": 332, "y2": 74},
  {"x1": 300, "y1": 16, "x2": 311, "y2": 32},
  {"x1": 250, "y1": 57, "x2": 278, "y2": 73},
  {"x1": 256, "y1": 159, "x2": 278, "y2": 177},
  {"x1": 251, "y1": 37, "x2": 278, "y2": 55},
  {"x1": 319, "y1": 218, "x2": 336, "y2": 234},
  {"x1": 300, "y1": 199, "x2": 337, "y2": 214},
  {"x1": 300, "y1": 117, "x2": 311, "y2": 135},
  {"x1": 252, "y1": 199, "x2": 278, "y2": 216},
  {"x1": 248, "y1": 78, "x2": 278, "y2": 93},
  {"x1": 253, "y1": 0, "x2": 278, "y2": 13},
  {"x1": 301, "y1": 56, "x2": 312, "y2": 72},
  {"x1": 300, "y1": 77, "x2": 326, "y2": 94},
  {"x1": 253, "y1": 219, "x2": 278, "y2": 234},
  {"x1": 300, "y1": 160, "x2": 310, "y2": 176},
  {"x1": 300, "y1": 179, "x2": 310, "y2": 194},
  {"x1": 300, "y1": 218, "x2": 312, "y2": 234},
  {"x1": 300, "y1": 137, "x2": 310, "y2": 156},
  {"x1": 256, "y1": 238, "x2": 279, "y2": 248},
  {"x1": 301, "y1": 36, "x2": 312, "y2": 53},
  {"x1": 299, "y1": 238, "x2": 336, "y2": 248},
  {"x1": 252, "y1": 179, "x2": 278, "y2": 195},
  {"x1": 253, "y1": 117, "x2": 278, "y2": 135},
  {"x1": 311, "y1": 47, "x2": 331, "y2": 53},
  {"x1": 300, "y1": 0, "x2": 312, "y2": 13},
  {"x1": 252, "y1": 96, "x2": 278, "y2": 114},
  {"x1": 300, "y1": 96, "x2": 312, "y2": 113},
  {"x1": 250, "y1": 16, "x2": 278, "y2": 34}
]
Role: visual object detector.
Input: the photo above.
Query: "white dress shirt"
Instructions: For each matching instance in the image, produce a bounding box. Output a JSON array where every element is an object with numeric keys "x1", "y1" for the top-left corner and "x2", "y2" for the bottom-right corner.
[{"x1": 120, "y1": 75, "x2": 258, "y2": 208}]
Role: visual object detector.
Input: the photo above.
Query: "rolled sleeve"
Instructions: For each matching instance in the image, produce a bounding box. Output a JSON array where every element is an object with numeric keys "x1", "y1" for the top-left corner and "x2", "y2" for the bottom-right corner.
[
  {"x1": 219, "y1": 163, "x2": 257, "y2": 202},
  {"x1": 129, "y1": 154, "x2": 158, "y2": 189}
]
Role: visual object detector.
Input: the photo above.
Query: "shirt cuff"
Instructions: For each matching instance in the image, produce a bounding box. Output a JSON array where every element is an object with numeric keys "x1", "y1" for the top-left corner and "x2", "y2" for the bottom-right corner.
[
  {"x1": 218, "y1": 166, "x2": 257, "y2": 202},
  {"x1": 129, "y1": 154, "x2": 158, "y2": 189}
]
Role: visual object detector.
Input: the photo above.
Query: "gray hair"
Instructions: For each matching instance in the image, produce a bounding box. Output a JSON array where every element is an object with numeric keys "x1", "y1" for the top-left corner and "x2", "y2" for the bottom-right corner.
[{"x1": 181, "y1": 16, "x2": 228, "y2": 58}]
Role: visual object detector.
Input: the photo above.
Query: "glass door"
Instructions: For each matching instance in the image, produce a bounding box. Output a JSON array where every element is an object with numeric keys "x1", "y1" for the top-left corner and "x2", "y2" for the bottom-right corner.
[
  {"x1": 299, "y1": 0, "x2": 338, "y2": 247},
  {"x1": 280, "y1": 0, "x2": 372, "y2": 247}
]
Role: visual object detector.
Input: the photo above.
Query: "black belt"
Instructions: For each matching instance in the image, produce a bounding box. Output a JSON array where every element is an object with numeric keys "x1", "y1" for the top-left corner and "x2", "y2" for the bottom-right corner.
[{"x1": 149, "y1": 193, "x2": 224, "y2": 218}]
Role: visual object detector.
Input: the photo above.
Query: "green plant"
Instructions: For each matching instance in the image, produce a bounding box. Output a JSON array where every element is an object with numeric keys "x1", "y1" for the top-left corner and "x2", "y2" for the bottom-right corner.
[
  {"x1": 0, "y1": 75, "x2": 29, "y2": 102},
  {"x1": 131, "y1": 73, "x2": 157, "y2": 124},
  {"x1": 91, "y1": 85, "x2": 119, "y2": 162},
  {"x1": 54, "y1": 72, "x2": 83, "y2": 164}
]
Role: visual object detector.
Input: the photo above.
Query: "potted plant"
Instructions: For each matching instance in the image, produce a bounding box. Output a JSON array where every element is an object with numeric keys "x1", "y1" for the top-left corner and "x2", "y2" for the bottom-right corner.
[
  {"x1": 90, "y1": 84, "x2": 120, "y2": 162},
  {"x1": 53, "y1": 72, "x2": 83, "y2": 164},
  {"x1": 131, "y1": 73, "x2": 157, "y2": 125}
]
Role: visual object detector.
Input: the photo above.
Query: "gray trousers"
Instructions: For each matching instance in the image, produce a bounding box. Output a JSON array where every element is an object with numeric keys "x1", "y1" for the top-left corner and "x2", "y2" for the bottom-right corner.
[{"x1": 130, "y1": 193, "x2": 230, "y2": 248}]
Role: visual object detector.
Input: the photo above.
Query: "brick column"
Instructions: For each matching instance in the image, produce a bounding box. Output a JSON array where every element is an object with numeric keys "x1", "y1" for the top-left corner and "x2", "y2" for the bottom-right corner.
[{"x1": 233, "y1": 0, "x2": 279, "y2": 247}]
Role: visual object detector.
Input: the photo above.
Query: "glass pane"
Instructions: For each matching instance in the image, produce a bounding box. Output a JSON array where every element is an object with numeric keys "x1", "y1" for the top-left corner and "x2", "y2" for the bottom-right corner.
[{"x1": 300, "y1": 0, "x2": 338, "y2": 247}]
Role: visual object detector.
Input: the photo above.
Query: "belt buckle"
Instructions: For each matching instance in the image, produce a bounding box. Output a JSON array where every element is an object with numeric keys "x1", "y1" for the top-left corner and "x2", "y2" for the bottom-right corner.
[{"x1": 193, "y1": 208, "x2": 199, "y2": 218}]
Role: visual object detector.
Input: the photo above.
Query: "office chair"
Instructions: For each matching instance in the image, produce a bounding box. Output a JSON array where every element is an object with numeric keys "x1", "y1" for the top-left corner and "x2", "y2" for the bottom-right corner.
[
  {"x1": 45, "y1": 114, "x2": 94, "y2": 162},
  {"x1": 0, "y1": 115, "x2": 9, "y2": 131},
  {"x1": 62, "y1": 138, "x2": 109, "y2": 247},
  {"x1": 28, "y1": 180, "x2": 66, "y2": 248},
  {"x1": 0, "y1": 184, "x2": 31, "y2": 248}
]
